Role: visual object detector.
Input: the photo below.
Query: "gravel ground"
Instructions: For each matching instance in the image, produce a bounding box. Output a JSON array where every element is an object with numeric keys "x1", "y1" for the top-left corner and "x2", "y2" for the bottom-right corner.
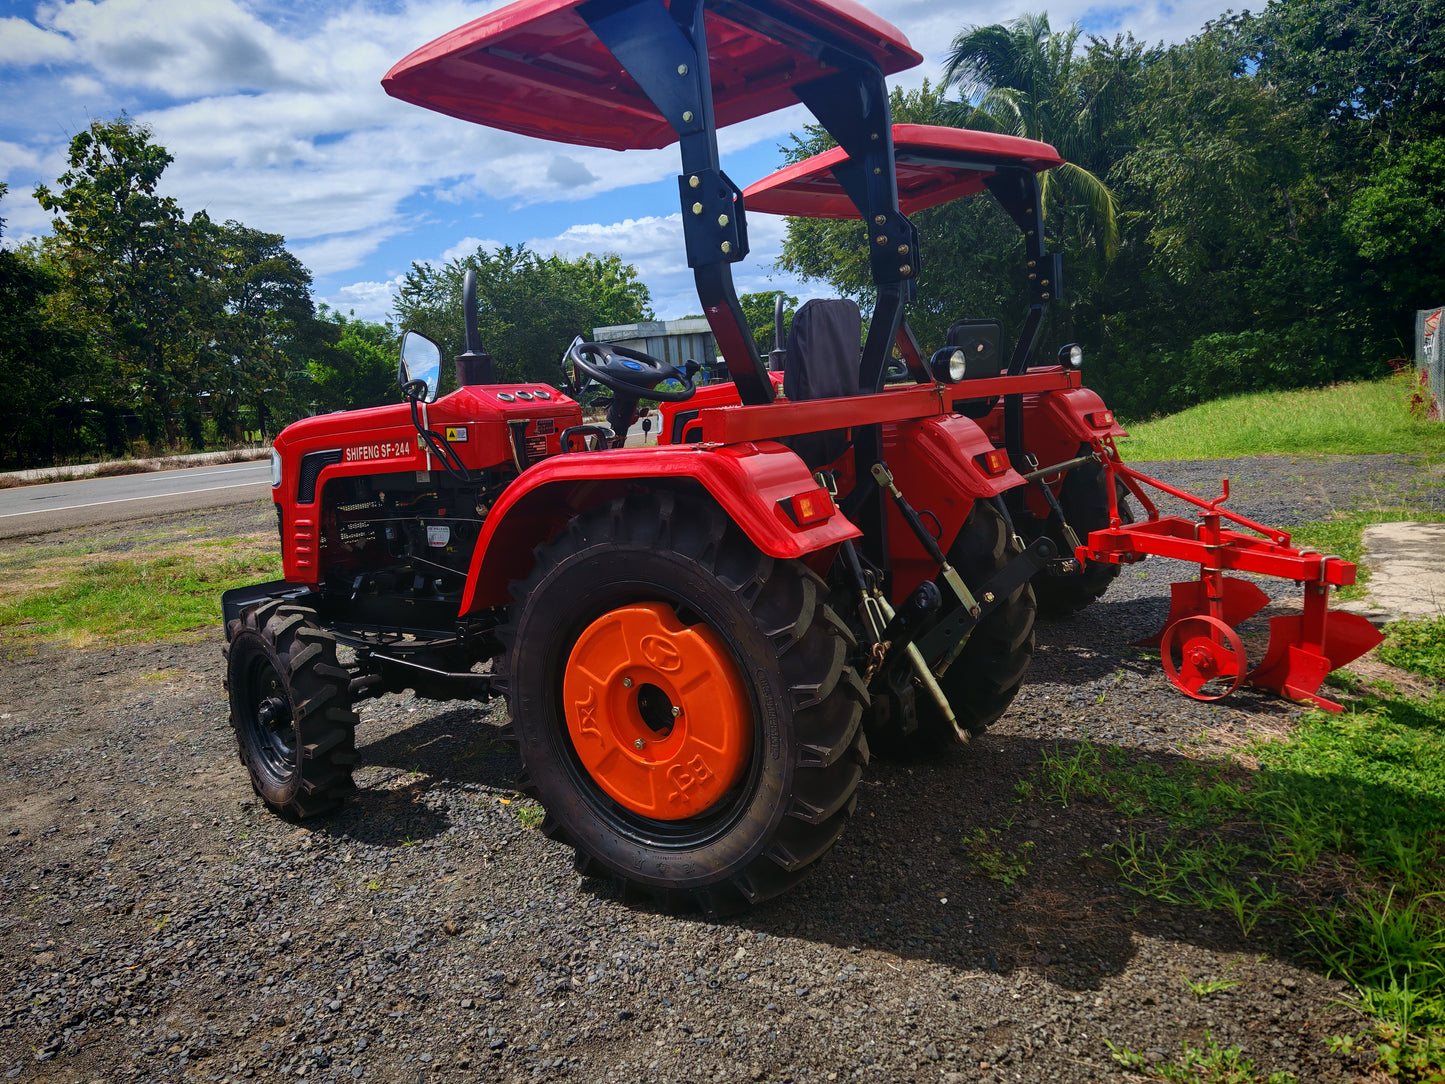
[{"x1": 2, "y1": 453, "x2": 1440, "y2": 1084}]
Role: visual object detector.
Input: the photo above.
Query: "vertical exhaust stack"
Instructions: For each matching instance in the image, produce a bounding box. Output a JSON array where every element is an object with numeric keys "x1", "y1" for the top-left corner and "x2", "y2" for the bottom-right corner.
[
  {"x1": 768, "y1": 293, "x2": 787, "y2": 372},
  {"x1": 455, "y1": 269, "x2": 494, "y2": 386}
]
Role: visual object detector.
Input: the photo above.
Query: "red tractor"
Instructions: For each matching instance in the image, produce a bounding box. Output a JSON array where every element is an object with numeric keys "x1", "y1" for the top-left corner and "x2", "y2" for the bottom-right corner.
[{"x1": 223, "y1": 0, "x2": 1380, "y2": 910}]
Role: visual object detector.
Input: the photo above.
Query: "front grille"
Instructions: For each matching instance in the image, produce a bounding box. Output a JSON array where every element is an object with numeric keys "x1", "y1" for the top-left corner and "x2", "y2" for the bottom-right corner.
[{"x1": 297, "y1": 449, "x2": 343, "y2": 504}]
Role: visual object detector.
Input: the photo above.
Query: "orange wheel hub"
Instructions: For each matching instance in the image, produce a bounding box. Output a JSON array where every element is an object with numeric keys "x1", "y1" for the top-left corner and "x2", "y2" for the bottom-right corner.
[{"x1": 562, "y1": 602, "x2": 752, "y2": 820}]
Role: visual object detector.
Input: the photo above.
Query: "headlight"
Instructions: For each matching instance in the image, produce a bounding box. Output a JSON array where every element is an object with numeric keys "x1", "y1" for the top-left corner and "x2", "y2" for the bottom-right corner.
[
  {"x1": 270, "y1": 448, "x2": 283, "y2": 488},
  {"x1": 928, "y1": 347, "x2": 968, "y2": 385},
  {"x1": 1059, "y1": 343, "x2": 1083, "y2": 369}
]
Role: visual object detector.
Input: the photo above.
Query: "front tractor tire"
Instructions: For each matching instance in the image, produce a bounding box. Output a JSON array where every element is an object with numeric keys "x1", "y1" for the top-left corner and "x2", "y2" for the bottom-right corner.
[
  {"x1": 224, "y1": 602, "x2": 358, "y2": 820},
  {"x1": 497, "y1": 493, "x2": 869, "y2": 911}
]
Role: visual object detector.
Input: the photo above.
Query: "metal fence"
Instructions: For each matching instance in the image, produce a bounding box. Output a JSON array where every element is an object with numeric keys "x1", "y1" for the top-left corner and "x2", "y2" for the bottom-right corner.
[{"x1": 1417, "y1": 306, "x2": 1444, "y2": 421}]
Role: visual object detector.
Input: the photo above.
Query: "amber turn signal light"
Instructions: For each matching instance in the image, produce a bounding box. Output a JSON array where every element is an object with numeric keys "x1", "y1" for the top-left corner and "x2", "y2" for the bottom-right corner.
[
  {"x1": 975, "y1": 448, "x2": 1011, "y2": 477},
  {"x1": 780, "y1": 487, "x2": 835, "y2": 527}
]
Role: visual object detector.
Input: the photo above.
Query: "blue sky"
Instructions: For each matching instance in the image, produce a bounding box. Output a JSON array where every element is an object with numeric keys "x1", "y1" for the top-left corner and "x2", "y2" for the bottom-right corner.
[{"x1": 1, "y1": 0, "x2": 1225, "y2": 326}]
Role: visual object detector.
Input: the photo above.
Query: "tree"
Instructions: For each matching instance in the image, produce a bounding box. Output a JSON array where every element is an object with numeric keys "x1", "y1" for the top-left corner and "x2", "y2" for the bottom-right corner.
[
  {"x1": 943, "y1": 14, "x2": 1121, "y2": 259},
  {"x1": 392, "y1": 244, "x2": 652, "y2": 387},
  {"x1": 1093, "y1": 15, "x2": 1387, "y2": 416},
  {"x1": 34, "y1": 118, "x2": 207, "y2": 447},
  {"x1": 737, "y1": 290, "x2": 798, "y2": 359},
  {"x1": 1257, "y1": 0, "x2": 1445, "y2": 145},
  {"x1": 0, "y1": 184, "x2": 91, "y2": 466},
  {"x1": 310, "y1": 308, "x2": 400, "y2": 412},
  {"x1": 1344, "y1": 137, "x2": 1445, "y2": 311},
  {"x1": 775, "y1": 81, "x2": 1031, "y2": 351},
  {"x1": 200, "y1": 219, "x2": 326, "y2": 439}
]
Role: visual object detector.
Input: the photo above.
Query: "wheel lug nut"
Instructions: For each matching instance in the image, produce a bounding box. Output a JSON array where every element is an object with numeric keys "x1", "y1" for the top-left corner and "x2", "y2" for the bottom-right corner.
[
  {"x1": 671, "y1": 706, "x2": 682, "y2": 718},
  {"x1": 633, "y1": 738, "x2": 646, "y2": 750},
  {"x1": 622, "y1": 677, "x2": 633, "y2": 688}
]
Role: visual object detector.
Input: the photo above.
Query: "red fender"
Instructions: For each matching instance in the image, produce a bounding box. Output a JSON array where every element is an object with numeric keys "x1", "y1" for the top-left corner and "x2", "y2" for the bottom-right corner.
[
  {"x1": 881, "y1": 414, "x2": 1027, "y2": 601},
  {"x1": 458, "y1": 441, "x2": 861, "y2": 611},
  {"x1": 1029, "y1": 383, "x2": 1127, "y2": 446},
  {"x1": 977, "y1": 382, "x2": 1126, "y2": 461},
  {"x1": 975, "y1": 382, "x2": 1129, "y2": 522}
]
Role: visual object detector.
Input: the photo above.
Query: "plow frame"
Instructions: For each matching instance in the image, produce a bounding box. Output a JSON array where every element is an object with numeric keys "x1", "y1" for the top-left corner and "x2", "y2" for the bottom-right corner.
[{"x1": 1072, "y1": 438, "x2": 1383, "y2": 712}]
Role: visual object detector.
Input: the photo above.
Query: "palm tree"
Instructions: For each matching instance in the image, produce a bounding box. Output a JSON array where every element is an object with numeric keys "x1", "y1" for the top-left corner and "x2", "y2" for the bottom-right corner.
[{"x1": 943, "y1": 14, "x2": 1120, "y2": 259}]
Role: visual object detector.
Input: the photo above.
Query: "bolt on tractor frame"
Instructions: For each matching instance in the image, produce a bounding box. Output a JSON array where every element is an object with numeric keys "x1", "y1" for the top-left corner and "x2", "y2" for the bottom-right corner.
[
  {"x1": 741, "y1": 122, "x2": 1384, "y2": 710},
  {"x1": 221, "y1": 0, "x2": 1381, "y2": 911}
]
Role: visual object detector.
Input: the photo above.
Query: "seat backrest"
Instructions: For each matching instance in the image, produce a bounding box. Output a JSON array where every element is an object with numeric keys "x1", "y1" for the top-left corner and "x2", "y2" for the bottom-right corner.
[{"x1": 781, "y1": 298, "x2": 863, "y2": 466}]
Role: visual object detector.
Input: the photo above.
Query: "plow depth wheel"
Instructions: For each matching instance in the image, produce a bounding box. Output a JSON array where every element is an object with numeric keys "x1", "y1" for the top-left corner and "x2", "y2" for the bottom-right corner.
[{"x1": 1161, "y1": 615, "x2": 1246, "y2": 701}]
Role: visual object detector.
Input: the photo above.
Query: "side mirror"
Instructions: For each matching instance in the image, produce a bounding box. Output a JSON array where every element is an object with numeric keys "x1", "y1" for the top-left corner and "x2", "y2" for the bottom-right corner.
[{"x1": 399, "y1": 331, "x2": 442, "y2": 403}]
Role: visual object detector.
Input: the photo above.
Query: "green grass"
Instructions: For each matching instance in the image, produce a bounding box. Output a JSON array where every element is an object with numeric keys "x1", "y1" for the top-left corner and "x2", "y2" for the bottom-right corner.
[
  {"x1": 1379, "y1": 618, "x2": 1445, "y2": 685},
  {"x1": 1116, "y1": 376, "x2": 1445, "y2": 460},
  {"x1": 1184, "y1": 975, "x2": 1240, "y2": 1000},
  {"x1": 1107, "y1": 1032, "x2": 1298, "y2": 1083},
  {"x1": 1031, "y1": 644, "x2": 1445, "y2": 1080},
  {"x1": 0, "y1": 534, "x2": 280, "y2": 646},
  {"x1": 962, "y1": 826, "x2": 1036, "y2": 886}
]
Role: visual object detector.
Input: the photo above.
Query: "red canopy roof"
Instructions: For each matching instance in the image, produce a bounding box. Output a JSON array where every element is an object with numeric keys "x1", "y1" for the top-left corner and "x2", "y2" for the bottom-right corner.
[
  {"x1": 382, "y1": 0, "x2": 921, "y2": 152},
  {"x1": 743, "y1": 124, "x2": 1064, "y2": 217}
]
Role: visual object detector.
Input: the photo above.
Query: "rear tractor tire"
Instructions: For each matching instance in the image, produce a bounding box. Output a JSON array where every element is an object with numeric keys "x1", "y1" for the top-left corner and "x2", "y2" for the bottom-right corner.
[
  {"x1": 224, "y1": 602, "x2": 358, "y2": 820},
  {"x1": 1030, "y1": 450, "x2": 1134, "y2": 619},
  {"x1": 496, "y1": 493, "x2": 869, "y2": 911},
  {"x1": 873, "y1": 500, "x2": 1036, "y2": 754}
]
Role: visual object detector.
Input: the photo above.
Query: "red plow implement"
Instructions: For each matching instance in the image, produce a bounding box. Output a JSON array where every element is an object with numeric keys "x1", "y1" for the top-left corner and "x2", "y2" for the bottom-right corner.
[{"x1": 1081, "y1": 441, "x2": 1383, "y2": 711}]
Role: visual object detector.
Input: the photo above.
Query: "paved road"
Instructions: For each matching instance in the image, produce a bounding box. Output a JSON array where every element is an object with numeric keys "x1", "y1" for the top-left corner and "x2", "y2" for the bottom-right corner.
[
  {"x1": 0, "y1": 461, "x2": 271, "y2": 538},
  {"x1": 0, "y1": 423, "x2": 649, "y2": 539}
]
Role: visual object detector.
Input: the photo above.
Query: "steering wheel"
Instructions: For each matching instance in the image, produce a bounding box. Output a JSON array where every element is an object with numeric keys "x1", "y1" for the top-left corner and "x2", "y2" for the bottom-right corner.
[{"x1": 566, "y1": 340, "x2": 698, "y2": 403}]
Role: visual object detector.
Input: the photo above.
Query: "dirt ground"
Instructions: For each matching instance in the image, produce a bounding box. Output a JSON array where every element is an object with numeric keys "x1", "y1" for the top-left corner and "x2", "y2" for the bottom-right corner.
[{"x1": 2, "y1": 454, "x2": 1437, "y2": 1084}]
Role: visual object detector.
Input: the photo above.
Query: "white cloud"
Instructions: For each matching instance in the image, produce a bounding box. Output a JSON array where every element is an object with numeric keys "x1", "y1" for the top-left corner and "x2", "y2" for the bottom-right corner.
[
  {"x1": 289, "y1": 221, "x2": 412, "y2": 277},
  {"x1": 317, "y1": 275, "x2": 405, "y2": 324},
  {"x1": 546, "y1": 155, "x2": 596, "y2": 189},
  {"x1": 60, "y1": 72, "x2": 104, "y2": 96},
  {"x1": 2, "y1": 0, "x2": 1229, "y2": 300},
  {"x1": 0, "y1": 191, "x2": 52, "y2": 240},
  {"x1": 37, "y1": 0, "x2": 315, "y2": 97},
  {"x1": 439, "y1": 236, "x2": 499, "y2": 263},
  {"x1": 0, "y1": 16, "x2": 76, "y2": 65},
  {"x1": 0, "y1": 139, "x2": 42, "y2": 178},
  {"x1": 528, "y1": 211, "x2": 799, "y2": 319}
]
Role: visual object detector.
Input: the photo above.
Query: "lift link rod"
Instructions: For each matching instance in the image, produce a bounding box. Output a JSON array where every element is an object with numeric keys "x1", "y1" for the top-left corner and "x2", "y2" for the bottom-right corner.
[
  {"x1": 1019, "y1": 453, "x2": 1097, "y2": 485},
  {"x1": 838, "y1": 537, "x2": 967, "y2": 743},
  {"x1": 870, "y1": 463, "x2": 980, "y2": 617},
  {"x1": 1018, "y1": 454, "x2": 1083, "y2": 569}
]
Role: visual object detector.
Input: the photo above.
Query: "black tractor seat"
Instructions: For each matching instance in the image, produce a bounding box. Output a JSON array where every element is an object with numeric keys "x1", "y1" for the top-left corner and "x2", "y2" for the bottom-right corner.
[{"x1": 782, "y1": 298, "x2": 864, "y2": 467}]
